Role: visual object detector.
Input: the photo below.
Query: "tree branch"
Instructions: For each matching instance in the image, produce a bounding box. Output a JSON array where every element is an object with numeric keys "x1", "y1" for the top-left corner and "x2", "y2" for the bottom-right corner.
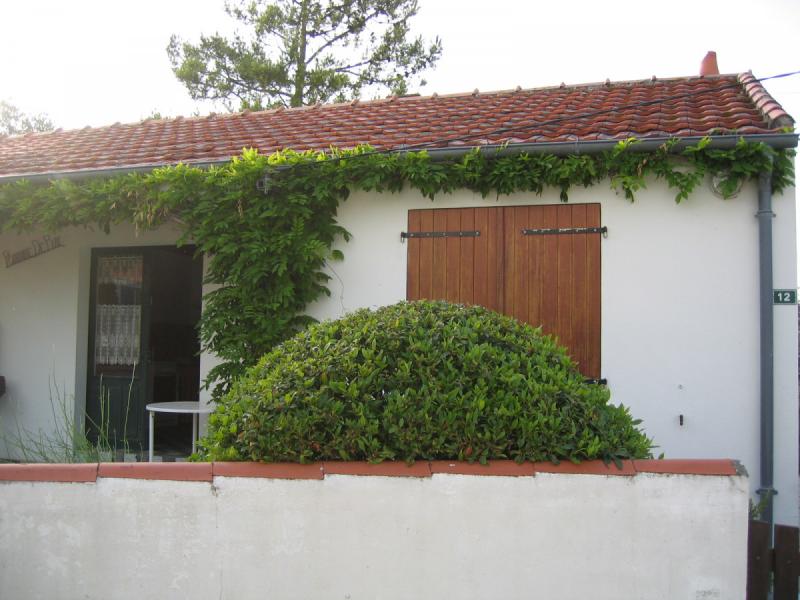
[{"x1": 334, "y1": 58, "x2": 373, "y2": 73}]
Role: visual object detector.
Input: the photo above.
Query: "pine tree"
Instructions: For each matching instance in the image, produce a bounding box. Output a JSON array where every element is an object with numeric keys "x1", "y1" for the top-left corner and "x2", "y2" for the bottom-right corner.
[{"x1": 168, "y1": 0, "x2": 442, "y2": 110}]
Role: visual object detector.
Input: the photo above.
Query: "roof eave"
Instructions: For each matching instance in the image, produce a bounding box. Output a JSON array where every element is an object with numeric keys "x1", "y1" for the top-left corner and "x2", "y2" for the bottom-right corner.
[
  {"x1": 0, "y1": 158, "x2": 231, "y2": 184},
  {"x1": 422, "y1": 133, "x2": 799, "y2": 161},
  {"x1": 0, "y1": 133, "x2": 796, "y2": 183}
]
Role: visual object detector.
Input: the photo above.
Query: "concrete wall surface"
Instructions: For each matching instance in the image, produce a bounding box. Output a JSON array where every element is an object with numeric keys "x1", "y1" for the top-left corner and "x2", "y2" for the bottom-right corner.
[{"x1": 0, "y1": 461, "x2": 749, "y2": 600}]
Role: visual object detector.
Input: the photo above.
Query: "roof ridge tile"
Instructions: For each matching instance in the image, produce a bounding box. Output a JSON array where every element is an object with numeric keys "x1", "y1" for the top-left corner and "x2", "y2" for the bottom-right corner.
[{"x1": 738, "y1": 71, "x2": 794, "y2": 128}]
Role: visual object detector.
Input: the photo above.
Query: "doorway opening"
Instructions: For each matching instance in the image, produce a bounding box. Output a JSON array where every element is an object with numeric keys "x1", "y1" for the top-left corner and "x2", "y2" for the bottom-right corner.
[{"x1": 86, "y1": 245, "x2": 203, "y2": 459}]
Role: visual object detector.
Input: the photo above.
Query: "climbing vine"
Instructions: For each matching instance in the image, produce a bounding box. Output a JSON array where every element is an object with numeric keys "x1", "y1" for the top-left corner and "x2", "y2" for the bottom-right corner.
[{"x1": 0, "y1": 137, "x2": 794, "y2": 396}]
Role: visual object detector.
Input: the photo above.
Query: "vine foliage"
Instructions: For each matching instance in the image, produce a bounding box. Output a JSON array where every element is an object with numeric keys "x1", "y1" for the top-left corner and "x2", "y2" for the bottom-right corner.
[{"x1": 0, "y1": 138, "x2": 794, "y2": 396}]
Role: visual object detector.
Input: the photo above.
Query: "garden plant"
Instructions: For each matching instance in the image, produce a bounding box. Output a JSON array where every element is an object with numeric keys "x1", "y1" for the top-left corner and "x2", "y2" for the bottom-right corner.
[{"x1": 200, "y1": 300, "x2": 652, "y2": 464}]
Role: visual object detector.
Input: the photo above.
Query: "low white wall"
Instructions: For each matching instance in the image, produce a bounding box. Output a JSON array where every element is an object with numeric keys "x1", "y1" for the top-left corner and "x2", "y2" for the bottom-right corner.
[{"x1": 0, "y1": 468, "x2": 748, "y2": 600}]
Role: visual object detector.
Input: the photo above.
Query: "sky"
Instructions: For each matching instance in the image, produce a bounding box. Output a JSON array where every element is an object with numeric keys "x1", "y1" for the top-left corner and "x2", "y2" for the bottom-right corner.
[{"x1": 1, "y1": 0, "x2": 799, "y2": 130}]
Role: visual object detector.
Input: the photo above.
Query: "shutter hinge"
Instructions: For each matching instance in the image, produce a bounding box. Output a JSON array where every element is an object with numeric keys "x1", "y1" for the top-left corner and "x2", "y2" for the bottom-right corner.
[
  {"x1": 401, "y1": 230, "x2": 480, "y2": 242},
  {"x1": 522, "y1": 226, "x2": 607, "y2": 237}
]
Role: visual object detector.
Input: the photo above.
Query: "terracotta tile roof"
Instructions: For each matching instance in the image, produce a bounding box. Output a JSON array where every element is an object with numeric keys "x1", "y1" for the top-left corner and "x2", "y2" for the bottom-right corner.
[{"x1": 0, "y1": 72, "x2": 793, "y2": 180}]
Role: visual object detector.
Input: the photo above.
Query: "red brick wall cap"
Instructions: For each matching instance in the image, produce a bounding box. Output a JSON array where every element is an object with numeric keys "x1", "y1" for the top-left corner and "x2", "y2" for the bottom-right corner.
[
  {"x1": 633, "y1": 459, "x2": 739, "y2": 476},
  {"x1": 430, "y1": 460, "x2": 536, "y2": 477},
  {"x1": 0, "y1": 459, "x2": 742, "y2": 482},
  {"x1": 213, "y1": 462, "x2": 324, "y2": 480},
  {"x1": 97, "y1": 462, "x2": 212, "y2": 481},
  {"x1": 534, "y1": 460, "x2": 637, "y2": 476},
  {"x1": 322, "y1": 461, "x2": 432, "y2": 477},
  {"x1": 0, "y1": 463, "x2": 97, "y2": 483}
]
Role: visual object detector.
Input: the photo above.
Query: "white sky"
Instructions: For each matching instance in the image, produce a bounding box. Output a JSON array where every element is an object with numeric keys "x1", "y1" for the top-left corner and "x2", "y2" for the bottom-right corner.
[{"x1": 1, "y1": 0, "x2": 798, "y2": 130}]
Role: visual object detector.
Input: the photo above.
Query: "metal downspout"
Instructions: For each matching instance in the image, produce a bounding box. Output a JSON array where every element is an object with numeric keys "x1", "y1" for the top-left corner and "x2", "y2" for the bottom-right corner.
[{"x1": 757, "y1": 159, "x2": 776, "y2": 529}]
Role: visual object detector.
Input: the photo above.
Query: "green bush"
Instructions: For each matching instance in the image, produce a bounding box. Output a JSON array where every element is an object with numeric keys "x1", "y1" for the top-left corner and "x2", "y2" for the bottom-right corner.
[{"x1": 200, "y1": 301, "x2": 652, "y2": 464}]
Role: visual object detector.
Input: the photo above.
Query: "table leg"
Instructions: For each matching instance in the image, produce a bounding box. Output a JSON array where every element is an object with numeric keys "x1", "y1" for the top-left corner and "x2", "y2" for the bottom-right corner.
[
  {"x1": 192, "y1": 412, "x2": 198, "y2": 454},
  {"x1": 148, "y1": 410, "x2": 154, "y2": 462}
]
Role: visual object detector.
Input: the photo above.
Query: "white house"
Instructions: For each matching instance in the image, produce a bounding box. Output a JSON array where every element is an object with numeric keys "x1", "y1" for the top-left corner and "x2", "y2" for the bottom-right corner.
[{"x1": 0, "y1": 62, "x2": 797, "y2": 525}]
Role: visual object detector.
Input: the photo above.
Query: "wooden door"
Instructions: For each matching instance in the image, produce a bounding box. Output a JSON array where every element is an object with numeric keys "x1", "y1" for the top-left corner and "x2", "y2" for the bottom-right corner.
[{"x1": 406, "y1": 204, "x2": 602, "y2": 378}]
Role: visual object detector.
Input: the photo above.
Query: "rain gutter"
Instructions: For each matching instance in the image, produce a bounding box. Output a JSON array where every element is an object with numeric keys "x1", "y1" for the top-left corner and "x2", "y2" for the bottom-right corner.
[
  {"x1": 420, "y1": 133, "x2": 798, "y2": 160},
  {"x1": 0, "y1": 133, "x2": 796, "y2": 183},
  {"x1": 0, "y1": 160, "x2": 228, "y2": 184}
]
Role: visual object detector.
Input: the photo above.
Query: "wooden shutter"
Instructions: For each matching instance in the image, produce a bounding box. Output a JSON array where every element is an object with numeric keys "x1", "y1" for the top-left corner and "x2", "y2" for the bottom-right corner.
[
  {"x1": 406, "y1": 204, "x2": 601, "y2": 378},
  {"x1": 406, "y1": 207, "x2": 504, "y2": 313},
  {"x1": 504, "y1": 204, "x2": 601, "y2": 378}
]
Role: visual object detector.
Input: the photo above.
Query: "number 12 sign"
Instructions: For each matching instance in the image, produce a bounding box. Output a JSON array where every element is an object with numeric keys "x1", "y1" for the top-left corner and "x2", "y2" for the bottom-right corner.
[{"x1": 773, "y1": 289, "x2": 797, "y2": 305}]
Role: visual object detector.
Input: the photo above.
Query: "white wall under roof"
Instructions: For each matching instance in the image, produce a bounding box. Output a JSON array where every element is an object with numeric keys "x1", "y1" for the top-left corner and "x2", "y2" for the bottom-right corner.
[
  {"x1": 307, "y1": 180, "x2": 798, "y2": 525},
  {"x1": 0, "y1": 176, "x2": 796, "y2": 524},
  {"x1": 0, "y1": 224, "x2": 194, "y2": 456}
]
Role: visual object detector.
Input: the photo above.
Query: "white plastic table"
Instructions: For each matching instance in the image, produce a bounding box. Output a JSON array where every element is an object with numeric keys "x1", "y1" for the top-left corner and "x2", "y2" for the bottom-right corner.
[{"x1": 145, "y1": 401, "x2": 214, "y2": 462}]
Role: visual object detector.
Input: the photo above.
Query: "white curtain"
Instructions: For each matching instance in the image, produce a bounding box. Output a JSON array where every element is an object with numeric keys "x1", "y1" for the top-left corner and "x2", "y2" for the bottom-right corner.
[
  {"x1": 95, "y1": 304, "x2": 141, "y2": 366},
  {"x1": 94, "y1": 255, "x2": 143, "y2": 368}
]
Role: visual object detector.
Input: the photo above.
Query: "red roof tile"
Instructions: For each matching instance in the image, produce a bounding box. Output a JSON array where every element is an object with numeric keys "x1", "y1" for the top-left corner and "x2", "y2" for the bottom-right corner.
[{"x1": 0, "y1": 73, "x2": 793, "y2": 179}]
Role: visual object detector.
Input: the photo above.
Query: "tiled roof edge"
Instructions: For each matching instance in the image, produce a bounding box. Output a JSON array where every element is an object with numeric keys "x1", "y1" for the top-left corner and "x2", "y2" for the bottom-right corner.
[
  {"x1": 0, "y1": 108, "x2": 284, "y2": 141},
  {"x1": 0, "y1": 74, "x2": 746, "y2": 143},
  {"x1": 0, "y1": 459, "x2": 742, "y2": 481},
  {"x1": 739, "y1": 71, "x2": 795, "y2": 128}
]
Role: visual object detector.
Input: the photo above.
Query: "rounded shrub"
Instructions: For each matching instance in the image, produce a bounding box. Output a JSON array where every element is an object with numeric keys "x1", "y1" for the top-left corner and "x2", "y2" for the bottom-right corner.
[{"x1": 200, "y1": 301, "x2": 652, "y2": 464}]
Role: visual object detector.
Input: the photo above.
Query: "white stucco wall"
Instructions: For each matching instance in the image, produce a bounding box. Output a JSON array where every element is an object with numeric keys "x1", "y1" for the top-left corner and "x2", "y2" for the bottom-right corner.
[
  {"x1": 0, "y1": 471, "x2": 749, "y2": 600},
  {"x1": 0, "y1": 224, "x2": 184, "y2": 458},
  {"x1": 0, "y1": 177, "x2": 796, "y2": 525},
  {"x1": 305, "y1": 180, "x2": 798, "y2": 525}
]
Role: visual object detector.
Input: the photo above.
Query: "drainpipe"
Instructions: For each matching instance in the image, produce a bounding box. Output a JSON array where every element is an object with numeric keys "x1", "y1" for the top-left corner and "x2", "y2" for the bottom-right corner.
[{"x1": 756, "y1": 157, "x2": 775, "y2": 529}]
